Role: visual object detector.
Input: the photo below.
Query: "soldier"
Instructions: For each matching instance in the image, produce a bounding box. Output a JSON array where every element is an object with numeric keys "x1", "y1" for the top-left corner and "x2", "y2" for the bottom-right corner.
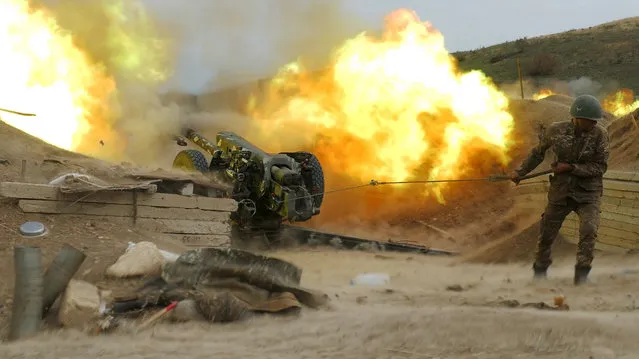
[{"x1": 510, "y1": 94, "x2": 610, "y2": 285}]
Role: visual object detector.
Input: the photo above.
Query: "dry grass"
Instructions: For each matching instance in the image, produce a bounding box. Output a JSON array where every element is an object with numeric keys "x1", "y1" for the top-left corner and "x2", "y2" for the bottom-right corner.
[{"x1": 454, "y1": 17, "x2": 639, "y2": 90}]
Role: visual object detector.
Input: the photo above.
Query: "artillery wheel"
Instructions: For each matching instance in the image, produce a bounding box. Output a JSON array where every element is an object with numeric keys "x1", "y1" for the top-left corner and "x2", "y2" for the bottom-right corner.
[
  {"x1": 172, "y1": 149, "x2": 209, "y2": 173},
  {"x1": 305, "y1": 153, "x2": 325, "y2": 208},
  {"x1": 282, "y1": 151, "x2": 325, "y2": 208}
]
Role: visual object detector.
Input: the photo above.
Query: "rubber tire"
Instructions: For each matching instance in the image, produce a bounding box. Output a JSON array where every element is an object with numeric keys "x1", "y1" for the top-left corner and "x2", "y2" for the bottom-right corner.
[
  {"x1": 281, "y1": 151, "x2": 325, "y2": 208},
  {"x1": 306, "y1": 153, "x2": 325, "y2": 208},
  {"x1": 294, "y1": 152, "x2": 325, "y2": 208},
  {"x1": 172, "y1": 149, "x2": 209, "y2": 173}
]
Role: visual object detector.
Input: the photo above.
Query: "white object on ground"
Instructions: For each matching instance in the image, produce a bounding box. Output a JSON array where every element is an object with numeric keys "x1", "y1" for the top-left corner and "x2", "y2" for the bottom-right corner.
[
  {"x1": 106, "y1": 241, "x2": 165, "y2": 278},
  {"x1": 127, "y1": 241, "x2": 180, "y2": 263},
  {"x1": 350, "y1": 273, "x2": 391, "y2": 286},
  {"x1": 48, "y1": 172, "x2": 109, "y2": 187}
]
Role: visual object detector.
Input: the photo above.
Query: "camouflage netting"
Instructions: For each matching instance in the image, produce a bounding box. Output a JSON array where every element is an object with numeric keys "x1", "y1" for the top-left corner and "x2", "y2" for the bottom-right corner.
[{"x1": 132, "y1": 248, "x2": 329, "y2": 323}]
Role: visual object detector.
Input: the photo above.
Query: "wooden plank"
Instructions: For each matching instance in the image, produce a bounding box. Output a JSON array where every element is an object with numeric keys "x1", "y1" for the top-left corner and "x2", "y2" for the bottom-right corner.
[
  {"x1": 561, "y1": 231, "x2": 639, "y2": 250},
  {"x1": 137, "y1": 206, "x2": 230, "y2": 221},
  {"x1": 18, "y1": 200, "x2": 231, "y2": 221},
  {"x1": 195, "y1": 197, "x2": 237, "y2": 212},
  {"x1": 510, "y1": 192, "x2": 638, "y2": 209},
  {"x1": 1, "y1": 182, "x2": 237, "y2": 211},
  {"x1": 619, "y1": 198, "x2": 639, "y2": 208},
  {"x1": 28, "y1": 214, "x2": 230, "y2": 235},
  {"x1": 603, "y1": 189, "x2": 639, "y2": 200},
  {"x1": 509, "y1": 178, "x2": 639, "y2": 194},
  {"x1": 604, "y1": 171, "x2": 636, "y2": 181},
  {"x1": 163, "y1": 234, "x2": 231, "y2": 247},
  {"x1": 601, "y1": 203, "x2": 639, "y2": 217},
  {"x1": 564, "y1": 215, "x2": 639, "y2": 235},
  {"x1": 561, "y1": 219, "x2": 639, "y2": 242},
  {"x1": 20, "y1": 200, "x2": 133, "y2": 217},
  {"x1": 560, "y1": 231, "x2": 634, "y2": 252},
  {"x1": 604, "y1": 180, "x2": 639, "y2": 193},
  {"x1": 135, "y1": 218, "x2": 230, "y2": 235},
  {"x1": 599, "y1": 211, "x2": 639, "y2": 226}
]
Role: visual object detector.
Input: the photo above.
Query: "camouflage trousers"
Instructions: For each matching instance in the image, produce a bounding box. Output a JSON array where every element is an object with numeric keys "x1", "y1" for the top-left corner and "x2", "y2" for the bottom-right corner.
[{"x1": 534, "y1": 197, "x2": 601, "y2": 269}]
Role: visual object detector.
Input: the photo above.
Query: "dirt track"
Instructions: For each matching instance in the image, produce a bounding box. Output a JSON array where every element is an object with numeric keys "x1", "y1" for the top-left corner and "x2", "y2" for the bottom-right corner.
[{"x1": 1, "y1": 249, "x2": 639, "y2": 359}]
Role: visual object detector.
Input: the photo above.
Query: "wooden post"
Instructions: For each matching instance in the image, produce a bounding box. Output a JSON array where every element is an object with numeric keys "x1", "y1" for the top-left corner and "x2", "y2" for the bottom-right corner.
[
  {"x1": 9, "y1": 246, "x2": 43, "y2": 341},
  {"x1": 20, "y1": 160, "x2": 26, "y2": 182},
  {"x1": 517, "y1": 57, "x2": 524, "y2": 99},
  {"x1": 41, "y1": 244, "x2": 87, "y2": 316}
]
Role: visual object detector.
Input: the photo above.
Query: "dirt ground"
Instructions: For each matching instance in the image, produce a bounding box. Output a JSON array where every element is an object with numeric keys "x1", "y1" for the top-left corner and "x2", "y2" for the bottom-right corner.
[
  {"x1": 1, "y1": 249, "x2": 639, "y2": 358},
  {"x1": 0, "y1": 96, "x2": 638, "y2": 357}
]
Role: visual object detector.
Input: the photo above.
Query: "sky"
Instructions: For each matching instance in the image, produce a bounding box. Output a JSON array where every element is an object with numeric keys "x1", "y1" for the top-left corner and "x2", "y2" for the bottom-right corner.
[{"x1": 140, "y1": 0, "x2": 639, "y2": 94}]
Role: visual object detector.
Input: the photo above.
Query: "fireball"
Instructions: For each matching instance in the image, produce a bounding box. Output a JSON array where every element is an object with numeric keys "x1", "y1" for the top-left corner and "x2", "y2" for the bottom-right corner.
[
  {"x1": 0, "y1": 0, "x2": 170, "y2": 162},
  {"x1": 247, "y1": 9, "x2": 514, "y2": 203},
  {"x1": 532, "y1": 89, "x2": 555, "y2": 100},
  {"x1": 602, "y1": 88, "x2": 639, "y2": 117},
  {"x1": 0, "y1": 0, "x2": 116, "y2": 153}
]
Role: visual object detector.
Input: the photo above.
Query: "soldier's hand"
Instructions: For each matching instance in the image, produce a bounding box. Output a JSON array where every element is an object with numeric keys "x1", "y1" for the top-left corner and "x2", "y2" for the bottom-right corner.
[
  {"x1": 552, "y1": 162, "x2": 574, "y2": 174},
  {"x1": 509, "y1": 171, "x2": 521, "y2": 184}
]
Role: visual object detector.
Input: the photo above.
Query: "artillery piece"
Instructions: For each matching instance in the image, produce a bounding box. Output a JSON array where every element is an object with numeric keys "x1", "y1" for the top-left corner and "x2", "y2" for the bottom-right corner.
[{"x1": 172, "y1": 129, "x2": 325, "y2": 242}]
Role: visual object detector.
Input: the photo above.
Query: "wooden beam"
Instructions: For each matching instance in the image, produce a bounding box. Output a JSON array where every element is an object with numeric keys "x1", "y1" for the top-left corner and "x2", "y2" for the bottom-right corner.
[
  {"x1": 1, "y1": 182, "x2": 237, "y2": 212},
  {"x1": 24, "y1": 214, "x2": 231, "y2": 235},
  {"x1": 18, "y1": 199, "x2": 231, "y2": 222},
  {"x1": 511, "y1": 180, "x2": 639, "y2": 195},
  {"x1": 562, "y1": 221, "x2": 639, "y2": 244},
  {"x1": 135, "y1": 218, "x2": 230, "y2": 235},
  {"x1": 564, "y1": 215, "x2": 639, "y2": 235},
  {"x1": 163, "y1": 234, "x2": 231, "y2": 247}
]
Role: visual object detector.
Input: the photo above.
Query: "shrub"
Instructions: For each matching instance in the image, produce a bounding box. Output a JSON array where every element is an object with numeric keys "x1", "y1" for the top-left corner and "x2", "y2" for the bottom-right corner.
[{"x1": 526, "y1": 53, "x2": 558, "y2": 76}]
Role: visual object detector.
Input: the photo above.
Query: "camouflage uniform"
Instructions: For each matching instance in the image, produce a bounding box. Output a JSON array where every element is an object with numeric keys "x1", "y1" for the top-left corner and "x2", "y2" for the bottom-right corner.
[{"x1": 515, "y1": 118, "x2": 610, "y2": 280}]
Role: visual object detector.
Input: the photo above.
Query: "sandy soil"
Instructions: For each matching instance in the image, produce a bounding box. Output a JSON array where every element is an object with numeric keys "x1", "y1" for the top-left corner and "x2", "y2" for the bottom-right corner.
[{"x1": 1, "y1": 249, "x2": 639, "y2": 358}]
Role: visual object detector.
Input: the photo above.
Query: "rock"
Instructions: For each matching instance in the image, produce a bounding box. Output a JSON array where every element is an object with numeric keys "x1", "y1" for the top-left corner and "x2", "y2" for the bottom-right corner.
[
  {"x1": 105, "y1": 241, "x2": 165, "y2": 278},
  {"x1": 58, "y1": 280, "x2": 101, "y2": 330}
]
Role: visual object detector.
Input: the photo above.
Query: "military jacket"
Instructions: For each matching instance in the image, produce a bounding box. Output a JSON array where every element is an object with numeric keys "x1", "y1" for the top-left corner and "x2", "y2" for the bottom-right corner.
[{"x1": 515, "y1": 120, "x2": 610, "y2": 205}]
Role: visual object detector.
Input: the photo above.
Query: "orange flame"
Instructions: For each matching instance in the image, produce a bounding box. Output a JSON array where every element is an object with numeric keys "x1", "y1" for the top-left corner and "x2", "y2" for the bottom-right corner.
[
  {"x1": 602, "y1": 88, "x2": 639, "y2": 117},
  {"x1": 532, "y1": 89, "x2": 555, "y2": 100},
  {"x1": 245, "y1": 8, "x2": 514, "y2": 205},
  {"x1": 0, "y1": 0, "x2": 118, "y2": 152},
  {"x1": 0, "y1": 0, "x2": 170, "y2": 163}
]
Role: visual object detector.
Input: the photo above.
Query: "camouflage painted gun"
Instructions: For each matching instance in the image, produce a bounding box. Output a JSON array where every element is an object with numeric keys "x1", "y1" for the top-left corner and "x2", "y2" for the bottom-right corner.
[{"x1": 172, "y1": 129, "x2": 325, "y2": 237}]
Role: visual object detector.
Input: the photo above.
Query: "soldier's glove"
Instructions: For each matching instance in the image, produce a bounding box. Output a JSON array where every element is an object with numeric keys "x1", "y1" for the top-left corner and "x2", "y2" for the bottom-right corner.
[{"x1": 551, "y1": 162, "x2": 574, "y2": 174}]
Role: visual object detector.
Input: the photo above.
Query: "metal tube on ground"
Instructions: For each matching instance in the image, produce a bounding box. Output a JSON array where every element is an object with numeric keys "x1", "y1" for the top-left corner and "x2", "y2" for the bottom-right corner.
[
  {"x1": 41, "y1": 244, "x2": 87, "y2": 316},
  {"x1": 9, "y1": 245, "x2": 44, "y2": 341}
]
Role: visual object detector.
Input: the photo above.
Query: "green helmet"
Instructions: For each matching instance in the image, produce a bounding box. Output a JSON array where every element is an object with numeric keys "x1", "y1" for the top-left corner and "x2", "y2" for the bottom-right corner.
[{"x1": 570, "y1": 94, "x2": 603, "y2": 121}]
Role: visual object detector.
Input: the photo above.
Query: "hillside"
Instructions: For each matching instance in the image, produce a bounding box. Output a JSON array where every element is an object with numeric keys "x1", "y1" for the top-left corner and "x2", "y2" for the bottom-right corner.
[{"x1": 453, "y1": 17, "x2": 639, "y2": 93}]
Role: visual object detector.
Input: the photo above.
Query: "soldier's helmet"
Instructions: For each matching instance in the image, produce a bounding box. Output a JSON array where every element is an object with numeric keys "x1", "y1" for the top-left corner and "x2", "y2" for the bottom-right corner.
[{"x1": 570, "y1": 94, "x2": 603, "y2": 121}]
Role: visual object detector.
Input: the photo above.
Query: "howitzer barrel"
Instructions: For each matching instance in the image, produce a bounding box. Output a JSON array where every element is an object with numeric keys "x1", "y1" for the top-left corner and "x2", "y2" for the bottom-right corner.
[
  {"x1": 183, "y1": 128, "x2": 218, "y2": 156},
  {"x1": 216, "y1": 131, "x2": 269, "y2": 158}
]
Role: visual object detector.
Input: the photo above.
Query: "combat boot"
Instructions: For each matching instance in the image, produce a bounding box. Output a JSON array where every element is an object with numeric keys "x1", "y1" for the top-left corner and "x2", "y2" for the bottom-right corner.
[
  {"x1": 532, "y1": 263, "x2": 547, "y2": 279},
  {"x1": 574, "y1": 265, "x2": 591, "y2": 285}
]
